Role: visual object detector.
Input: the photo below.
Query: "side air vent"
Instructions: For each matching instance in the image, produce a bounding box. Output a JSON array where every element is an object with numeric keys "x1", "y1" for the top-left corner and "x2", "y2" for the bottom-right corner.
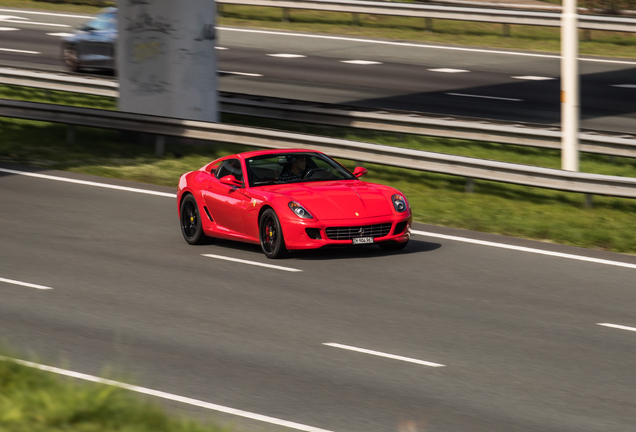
[{"x1": 203, "y1": 206, "x2": 214, "y2": 222}]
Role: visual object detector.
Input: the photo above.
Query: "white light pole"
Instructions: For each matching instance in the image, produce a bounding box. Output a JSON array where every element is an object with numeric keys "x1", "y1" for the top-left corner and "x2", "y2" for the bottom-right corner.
[{"x1": 561, "y1": 0, "x2": 579, "y2": 171}]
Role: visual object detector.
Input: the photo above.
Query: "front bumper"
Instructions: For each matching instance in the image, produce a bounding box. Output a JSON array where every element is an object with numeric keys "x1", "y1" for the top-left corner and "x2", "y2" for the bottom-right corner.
[{"x1": 280, "y1": 213, "x2": 412, "y2": 250}]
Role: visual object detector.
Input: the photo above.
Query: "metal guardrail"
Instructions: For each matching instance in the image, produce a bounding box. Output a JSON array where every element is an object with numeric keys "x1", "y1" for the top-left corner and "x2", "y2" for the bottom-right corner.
[
  {"x1": 217, "y1": 0, "x2": 636, "y2": 32},
  {"x1": 3, "y1": 67, "x2": 636, "y2": 159},
  {"x1": 1, "y1": 98, "x2": 636, "y2": 199}
]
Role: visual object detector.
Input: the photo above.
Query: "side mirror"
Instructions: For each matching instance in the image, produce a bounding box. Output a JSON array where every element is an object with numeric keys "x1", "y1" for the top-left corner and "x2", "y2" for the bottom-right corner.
[
  {"x1": 219, "y1": 175, "x2": 242, "y2": 187},
  {"x1": 353, "y1": 167, "x2": 368, "y2": 178}
]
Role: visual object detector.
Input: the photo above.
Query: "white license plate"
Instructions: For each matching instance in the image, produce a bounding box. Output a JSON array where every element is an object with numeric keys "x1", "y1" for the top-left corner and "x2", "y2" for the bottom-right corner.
[{"x1": 353, "y1": 237, "x2": 374, "y2": 244}]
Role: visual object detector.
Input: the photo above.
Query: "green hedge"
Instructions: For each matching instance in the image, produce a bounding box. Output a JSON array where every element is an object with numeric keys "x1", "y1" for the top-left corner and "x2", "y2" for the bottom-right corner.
[{"x1": 34, "y1": 0, "x2": 115, "y2": 7}]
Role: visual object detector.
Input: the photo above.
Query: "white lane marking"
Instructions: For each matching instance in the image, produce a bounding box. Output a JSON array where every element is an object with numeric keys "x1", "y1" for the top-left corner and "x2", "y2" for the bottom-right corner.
[
  {"x1": 447, "y1": 93, "x2": 523, "y2": 101},
  {"x1": 0, "y1": 357, "x2": 335, "y2": 432},
  {"x1": 2, "y1": 20, "x2": 69, "y2": 27},
  {"x1": 612, "y1": 84, "x2": 636, "y2": 88},
  {"x1": 5, "y1": 167, "x2": 636, "y2": 270},
  {"x1": 428, "y1": 68, "x2": 469, "y2": 73},
  {"x1": 0, "y1": 27, "x2": 18, "y2": 31},
  {"x1": 597, "y1": 323, "x2": 636, "y2": 332},
  {"x1": 0, "y1": 15, "x2": 27, "y2": 21},
  {"x1": 47, "y1": 32, "x2": 74, "y2": 37},
  {"x1": 202, "y1": 254, "x2": 302, "y2": 272},
  {"x1": 216, "y1": 46, "x2": 228, "y2": 50},
  {"x1": 268, "y1": 53, "x2": 306, "y2": 58},
  {"x1": 0, "y1": 168, "x2": 175, "y2": 198},
  {"x1": 512, "y1": 76, "x2": 555, "y2": 80},
  {"x1": 0, "y1": 47, "x2": 39, "y2": 54},
  {"x1": 413, "y1": 230, "x2": 636, "y2": 270},
  {"x1": 340, "y1": 60, "x2": 381, "y2": 65},
  {"x1": 218, "y1": 70, "x2": 263, "y2": 77},
  {"x1": 324, "y1": 343, "x2": 445, "y2": 368},
  {"x1": 0, "y1": 277, "x2": 53, "y2": 290},
  {"x1": 218, "y1": 27, "x2": 636, "y2": 66},
  {"x1": 0, "y1": 9, "x2": 91, "y2": 19}
]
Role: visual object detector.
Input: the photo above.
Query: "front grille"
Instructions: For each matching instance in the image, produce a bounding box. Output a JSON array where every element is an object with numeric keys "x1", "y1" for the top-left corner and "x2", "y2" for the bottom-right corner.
[{"x1": 325, "y1": 223, "x2": 392, "y2": 240}]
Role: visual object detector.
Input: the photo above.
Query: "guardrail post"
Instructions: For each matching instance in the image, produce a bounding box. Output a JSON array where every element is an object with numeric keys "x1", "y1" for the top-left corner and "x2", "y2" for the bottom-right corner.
[
  {"x1": 282, "y1": 8, "x2": 290, "y2": 22},
  {"x1": 503, "y1": 24, "x2": 511, "y2": 37},
  {"x1": 155, "y1": 135, "x2": 165, "y2": 157},
  {"x1": 583, "y1": 29, "x2": 591, "y2": 41},
  {"x1": 66, "y1": 125, "x2": 75, "y2": 145},
  {"x1": 352, "y1": 13, "x2": 360, "y2": 25},
  {"x1": 585, "y1": 194, "x2": 593, "y2": 208},
  {"x1": 465, "y1": 178, "x2": 475, "y2": 193},
  {"x1": 425, "y1": 17, "x2": 433, "y2": 32},
  {"x1": 217, "y1": 3, "x2": 224, "y2": 18}
]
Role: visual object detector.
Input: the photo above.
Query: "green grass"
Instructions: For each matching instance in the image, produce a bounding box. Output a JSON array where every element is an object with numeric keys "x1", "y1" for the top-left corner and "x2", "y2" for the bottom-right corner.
[
  {"x1": 1, "y1": 84, "x2": 636, "y2": 254},
  {"x1": 0, "y1": 349, "x2": 231, "y2": 432}
]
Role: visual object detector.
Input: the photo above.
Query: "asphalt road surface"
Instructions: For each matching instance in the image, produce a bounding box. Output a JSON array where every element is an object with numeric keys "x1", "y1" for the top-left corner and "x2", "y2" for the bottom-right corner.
[
  {"x1": 2, "y1": 8, "x2": 636, "y2": 133},
  {"x1": 2, "y1": 162, "x2": 636, "y2": 432}
]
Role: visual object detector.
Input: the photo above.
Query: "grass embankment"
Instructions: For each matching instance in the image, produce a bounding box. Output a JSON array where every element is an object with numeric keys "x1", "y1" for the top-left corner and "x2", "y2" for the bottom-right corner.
[
  {"x1": 2, "y1": 84, "x2": 636, "y2": 253},
  {"x1": 0, "y1": 352, "x2": 229, "y2": 432},
  {"x1": 3, "y1": 0, "x2": 636, "y2": 58}
]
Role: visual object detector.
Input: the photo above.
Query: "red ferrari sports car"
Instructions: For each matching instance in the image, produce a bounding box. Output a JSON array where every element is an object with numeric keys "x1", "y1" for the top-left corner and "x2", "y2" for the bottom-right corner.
[{"x1": 177, "y1": 149, "x2": 412, "y2": 258}]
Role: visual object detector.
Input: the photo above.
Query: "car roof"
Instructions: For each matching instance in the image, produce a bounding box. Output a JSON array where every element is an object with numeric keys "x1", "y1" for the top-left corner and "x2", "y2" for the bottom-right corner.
[{"x1": 238, "y1": 149, "x2": 324, "y2": 160}]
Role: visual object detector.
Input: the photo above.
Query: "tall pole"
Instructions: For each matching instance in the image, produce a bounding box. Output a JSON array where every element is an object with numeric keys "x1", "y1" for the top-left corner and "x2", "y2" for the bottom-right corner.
[{"x1": 561, "y1": 0, "x2": 579, "y2": 171}]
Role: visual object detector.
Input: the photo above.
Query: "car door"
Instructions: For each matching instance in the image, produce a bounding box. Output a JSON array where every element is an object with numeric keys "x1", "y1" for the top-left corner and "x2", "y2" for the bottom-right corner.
[
  {"x1": 202, "y1": 159, "x2": 250, "y2": 235},
  {"x1": 78, "y1": 11, "x2": 117, "y2": 68}
]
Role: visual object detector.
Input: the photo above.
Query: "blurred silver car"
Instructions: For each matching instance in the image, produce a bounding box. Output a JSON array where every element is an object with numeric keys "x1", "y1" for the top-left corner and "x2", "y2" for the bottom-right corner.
[{"x1": 62, "y1": 7, "x2": 117, "y2": 72}]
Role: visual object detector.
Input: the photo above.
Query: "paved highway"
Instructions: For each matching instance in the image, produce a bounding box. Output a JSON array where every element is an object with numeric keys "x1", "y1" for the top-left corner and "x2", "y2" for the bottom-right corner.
[
  {"x1": 2, "y1": 162, "x2": 636, "y2": 432},
  {"x1": 2, "y1": 7, "x2": 636, "y2": 133}
]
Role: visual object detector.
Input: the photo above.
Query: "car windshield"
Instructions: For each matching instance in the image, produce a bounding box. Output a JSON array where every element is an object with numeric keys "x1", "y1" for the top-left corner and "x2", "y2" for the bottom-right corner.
[
  {"x1": 82, "y1": 12, "x2": 117, "y2": 31},
  {"x1": 245, "y1": 153, "x2": 356, "y2": 187}
]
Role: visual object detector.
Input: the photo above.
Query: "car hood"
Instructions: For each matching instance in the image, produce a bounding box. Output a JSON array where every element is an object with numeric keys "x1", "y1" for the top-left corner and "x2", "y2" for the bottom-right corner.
[{"x1": 265, "y1": 181, "x2": 393, "y2": 220}]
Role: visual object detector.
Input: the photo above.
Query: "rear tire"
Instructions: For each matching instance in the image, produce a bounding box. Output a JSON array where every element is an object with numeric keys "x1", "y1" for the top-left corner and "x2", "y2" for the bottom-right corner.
[
  {"x1": 180, "y1": 195, "x2": 212, "y2": 245},
  {"x1": 259, "y1": 209, "x2": 288, "y2": 259},
  {"x1": 379, "y1": 240, "x2": 408, "y2": 251},
  {"x1": 63, "y1": 46, "x2": 81, "y2": 72}
]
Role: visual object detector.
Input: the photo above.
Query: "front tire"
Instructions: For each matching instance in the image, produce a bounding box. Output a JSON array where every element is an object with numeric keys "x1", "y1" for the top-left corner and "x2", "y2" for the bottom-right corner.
[
  {"x1": 259, "y1": 209, "x2": 288, "y2": 259},
  {"x1": 180, "y1": 195, "x2": 211, "y2": 245}
]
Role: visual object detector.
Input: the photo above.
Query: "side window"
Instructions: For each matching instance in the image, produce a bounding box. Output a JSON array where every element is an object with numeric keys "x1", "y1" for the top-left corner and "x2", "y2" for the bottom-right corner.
[{"x1": 216, "y1": 159, "x2": 244, "y2": 184}]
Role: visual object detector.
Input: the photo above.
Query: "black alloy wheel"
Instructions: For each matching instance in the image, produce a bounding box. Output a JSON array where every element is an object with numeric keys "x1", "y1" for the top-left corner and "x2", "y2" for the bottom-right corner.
[
  {"x1": 259, "y1": 209, "x2": 287, "y2": 259},
  {"x1": 180, "y1": 195, "x2": 211, "y2": 245}
]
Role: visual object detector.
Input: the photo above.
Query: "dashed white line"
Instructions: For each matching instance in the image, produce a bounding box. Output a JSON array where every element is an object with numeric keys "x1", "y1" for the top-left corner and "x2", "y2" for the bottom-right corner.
[
  {"x1": 202, "y1": 254, "x2": 302, "y2": 272},
  {"x1": 0, "y1": 277, "x2": 53, "y2": 290},
  {"x1": 216, "y1": 46, "x2": 228, "y2": 50},
  {"x1": 47, "y1": 32, "x2": 74, "y2": 37},
  {"x1": 340, "y1": 60, "x2": 381, "y2": 65},
  {"x1": 0, "y1": 168, "x2": 175, "y2": 197},
  {"x1": 512, "y1": 76, "x2": 555, "y2": 80},
  {"x1": 0, "y1": 357, "x2": 335, "y2": 432},
  {"x1": 0, "y1": 27, "x2": 18, "y2": 31},
  {"x1": 428, "y1": 68, "x2": 469, "y2": 73},
  {"x1": 324, "y1": 343, "x2": 445, "y2": 367},
  {"x1": 0, "y1": 9, "x2": 91, "y2": 18},
  {"x1": 1, "y1": 20, "x2": 69, "y2": 27},
  {"x1": 268, "y1": 53, "x2": 306, "y2": 58},
  {"x1": 597, "y1": 323, "x2": 636, "y2": 332},
  {"x1": 611, "y1": 84, "x2": 636, "y2": 88},
  {"x1": 412, "y1": 230, "x2": 636, "y2": 270},
  {"x1": 218, "y1": 70, "x2": 263, "y2": 77},
  {"x1": 218, "y1": 27, "x2": 636, "y2": 66},
  {"x1": 447, "y1": 93, "x2": 523, "y2": 102},
  {"x1": 0, "y1": 47, "x2": 39, "y2": 54}
]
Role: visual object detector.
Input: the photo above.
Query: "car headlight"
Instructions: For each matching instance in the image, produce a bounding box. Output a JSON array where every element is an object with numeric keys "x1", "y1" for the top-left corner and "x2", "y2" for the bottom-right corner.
[
  {"x1": 289, "y1": 201, "x2": 313, "y2": 219},
  {"x1": 391, "y1": 194, "x2": 408, "y2": 213}
]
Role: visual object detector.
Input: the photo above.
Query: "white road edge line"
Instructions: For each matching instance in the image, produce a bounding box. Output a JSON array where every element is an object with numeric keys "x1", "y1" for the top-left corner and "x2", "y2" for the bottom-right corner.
[
  {"x1": 0, "y1": 168, "x2": 176, "y2": 198},
  {"x1": 202, "y1": 254, "x2": 302, "y2": 272},
  {"x1": 0, "y1": 47, "x2": 39, "y2": 54},
  {"x1": 512, "y1": 76, "x2": 555, "y2": 80},
  {"x1": 3, "y1": 20, "x2": 69, "y2": 27},
  {"x1": 4, "y1": 167, "x2": 635, "y2": 270},
  {"x1": 597, "y1": 323, "x2": 636, "y2": 332},
  {"x1": 0, "y1": 356, "x2": 335, "y2": 432},
  {"x1": 218, "y1": 70, "x2": 263, "y2": 77},
  {"x1": 447, "y1": 92, "x2": 523, "y2": 102},
  {"x1": 324, "y1": 343, "x2": 445, "y2": 367},
  {"x1": 413, "y1": 230, "x2": 636, "y2": 270},
  {"x1": 0, "y1": 277, "x2": 53, "y2": 290},
  {"x1": 218, "y1": 27, "x2": 636, "y2": 66}
]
